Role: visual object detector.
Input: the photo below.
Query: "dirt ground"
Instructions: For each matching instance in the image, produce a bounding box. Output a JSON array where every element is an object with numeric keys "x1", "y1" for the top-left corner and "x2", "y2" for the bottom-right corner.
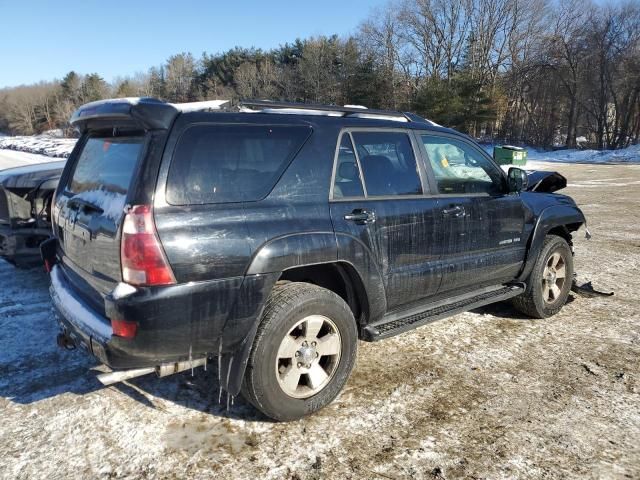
[{"x1": 1, "y1": 161, "x2": 638, "y2": 480}]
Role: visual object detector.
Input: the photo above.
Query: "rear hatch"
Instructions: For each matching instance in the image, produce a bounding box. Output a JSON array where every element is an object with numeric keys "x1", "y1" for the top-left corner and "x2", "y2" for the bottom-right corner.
[{"x1": 55, "y1": 134, "x2": 145, "y2": 312}]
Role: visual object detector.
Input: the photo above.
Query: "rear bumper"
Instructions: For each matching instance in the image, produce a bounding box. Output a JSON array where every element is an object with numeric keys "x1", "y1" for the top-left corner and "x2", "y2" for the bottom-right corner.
[
  {"x1": 49, "y1": 264, "x2": 266, "y2": 369},
  {"x1": 50, "y1": 265, "x2": 113, "y2": 364}
]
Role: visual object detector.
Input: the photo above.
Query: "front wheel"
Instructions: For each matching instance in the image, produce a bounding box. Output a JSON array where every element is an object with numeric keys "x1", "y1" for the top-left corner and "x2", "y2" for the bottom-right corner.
[
  {"x1": 241, "y1": 282, "x2": 358, "y2": 421},
  {"x1": 512, "y1": 235, "x2": 574, "y2": 318}
]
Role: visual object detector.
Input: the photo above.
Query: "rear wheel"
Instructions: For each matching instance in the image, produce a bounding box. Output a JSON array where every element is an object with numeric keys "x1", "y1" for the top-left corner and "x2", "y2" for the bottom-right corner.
[
  {"x1": 241, "y1": 282, "x2": 358, "y2": 421},
  {"x1": 512, "y1": 235, "x2": 574, "y2": 318}
]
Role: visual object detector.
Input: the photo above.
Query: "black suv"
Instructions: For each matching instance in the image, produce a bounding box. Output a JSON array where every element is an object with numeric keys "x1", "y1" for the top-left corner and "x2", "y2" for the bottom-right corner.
[{"x1": 45, "y1": 98, "x2": 585, "y2": 421}]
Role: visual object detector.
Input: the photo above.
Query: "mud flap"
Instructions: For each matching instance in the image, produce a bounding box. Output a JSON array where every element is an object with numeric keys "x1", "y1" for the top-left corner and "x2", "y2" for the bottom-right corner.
[
  {"x1": 216, "y1": 272, "x2": 280, "y2": 400},
  {"x1": 217, "y1": 320, "x2": 261, "y2": 398}
]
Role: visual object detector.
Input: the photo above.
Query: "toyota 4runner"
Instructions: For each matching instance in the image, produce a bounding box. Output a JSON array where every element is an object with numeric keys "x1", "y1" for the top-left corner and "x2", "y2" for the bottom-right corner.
[{"x1": 44, "y1": 98, "x2": 586, "y2": 421}]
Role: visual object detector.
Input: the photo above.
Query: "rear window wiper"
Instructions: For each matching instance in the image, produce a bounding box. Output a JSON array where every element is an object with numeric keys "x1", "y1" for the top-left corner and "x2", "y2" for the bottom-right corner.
[{"x1": 67, "y1": 197, "x2": 104, "y2": 215}]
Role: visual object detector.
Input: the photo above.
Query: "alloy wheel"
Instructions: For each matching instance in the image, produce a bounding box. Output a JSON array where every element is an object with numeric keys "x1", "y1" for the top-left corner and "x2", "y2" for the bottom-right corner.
[
  {"x1": 542, "y1": 251, "x2": 567, "y2": 303},
  {"x1": 275, "y1": 315, "x2": 342, "y2": 399}
]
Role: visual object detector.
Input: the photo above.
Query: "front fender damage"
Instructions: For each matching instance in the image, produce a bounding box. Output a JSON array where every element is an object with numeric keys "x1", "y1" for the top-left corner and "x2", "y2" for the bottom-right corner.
[{"x1": 526, "y1": 170, "x2": 567, "y2": 193}]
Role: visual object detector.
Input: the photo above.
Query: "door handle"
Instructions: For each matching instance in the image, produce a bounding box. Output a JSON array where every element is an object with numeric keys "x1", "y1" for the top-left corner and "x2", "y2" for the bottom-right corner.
[
  {"x1": 344, "y1": 209, "x2": 376, "y2": 224},
  {"x1": 442, "y1": 205, "x2": 465, "y2": 217}
]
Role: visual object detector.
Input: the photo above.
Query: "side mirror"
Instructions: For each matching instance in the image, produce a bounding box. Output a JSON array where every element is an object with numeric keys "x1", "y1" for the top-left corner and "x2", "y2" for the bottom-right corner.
[{"x1": 507, "y1": 167, "x2": 528, "y2": 193}]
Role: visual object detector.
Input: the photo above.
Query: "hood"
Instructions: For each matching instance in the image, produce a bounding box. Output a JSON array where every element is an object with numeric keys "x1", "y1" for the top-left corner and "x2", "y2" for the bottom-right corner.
[
  {"x1": 0, "y1": 161, "x2": 65, "y2": 190},
  {"x1": 526, "y1": 170, "x2": 567, "y2": 193}
]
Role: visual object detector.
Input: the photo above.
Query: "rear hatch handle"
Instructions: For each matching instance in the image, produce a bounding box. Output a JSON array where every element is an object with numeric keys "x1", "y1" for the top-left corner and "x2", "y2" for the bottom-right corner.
[{"x1": 67, "y1": 197, "x2": 104, "y2": 215}]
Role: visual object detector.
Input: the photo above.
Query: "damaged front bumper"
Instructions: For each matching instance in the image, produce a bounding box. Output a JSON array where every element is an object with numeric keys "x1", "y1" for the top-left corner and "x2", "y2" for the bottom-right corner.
[{"x1": 0, "y1": 223, "x2": 52, "y2": 265}]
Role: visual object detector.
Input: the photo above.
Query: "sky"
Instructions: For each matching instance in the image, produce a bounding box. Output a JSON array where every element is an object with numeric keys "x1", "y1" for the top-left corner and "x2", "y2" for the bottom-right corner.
[{"x1": 0, "y1": 0, "x2": 388, "y2": 88}]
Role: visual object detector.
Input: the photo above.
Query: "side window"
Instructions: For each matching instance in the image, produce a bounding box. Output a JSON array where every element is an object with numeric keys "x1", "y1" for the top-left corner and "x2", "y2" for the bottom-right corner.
[
  {"x1": 167, "y1": 124, "x2": 311, "y2": 205},
  {"x1": 421, "y1": 135, "x2": 504, "y2": 195},
  {"x1": 351, "y1": 131, "x2": 422, "y2": 196},
  {"x1": 333, "y1": 134, "x2": 365, "y2": 198}
]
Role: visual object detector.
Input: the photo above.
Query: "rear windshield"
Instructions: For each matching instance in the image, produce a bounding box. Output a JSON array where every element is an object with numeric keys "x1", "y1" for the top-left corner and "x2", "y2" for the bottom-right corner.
[
  {"x1": 68, "y1": 136, "x2": 144, "y2": 195},
  {"x1": 166, "y1": 124, "x2": 311, "y2": 205}
]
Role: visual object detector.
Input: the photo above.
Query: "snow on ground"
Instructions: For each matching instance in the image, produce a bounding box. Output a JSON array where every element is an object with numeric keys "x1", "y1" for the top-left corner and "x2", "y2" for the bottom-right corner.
[
  {"x1": 0, "y1": 161, "x2": 639, "y2": 479},
  {"x1": 483, "y1": 143, "x2": 640, "y2": 165},
  {"x1": 528, "y1": 143, "x2": 640, "y2": 164},
  {"x1": 0, "y1": 133, "x2": 76, "y2": 158},
  {"x1": 0, "y1": 149, "x2": 62, "y2": 171}
]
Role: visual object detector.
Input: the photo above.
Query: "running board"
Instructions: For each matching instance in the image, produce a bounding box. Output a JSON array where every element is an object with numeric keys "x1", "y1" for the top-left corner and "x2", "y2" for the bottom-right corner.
[{"x1": 363, "y1": 283, "x2": 525, "y2": 341}]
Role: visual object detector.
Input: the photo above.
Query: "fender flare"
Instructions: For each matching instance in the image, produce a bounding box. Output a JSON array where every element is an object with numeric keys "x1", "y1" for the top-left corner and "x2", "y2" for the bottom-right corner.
[
  {"x1": 245, "y1": 231, "x2": 386, "y2": 321},
  {"x1": 219, "y1": 231, "x2": 385, "y2": 396},
  {"x1": 518, "y1": 204, "x2": 585, "y2": 281}
]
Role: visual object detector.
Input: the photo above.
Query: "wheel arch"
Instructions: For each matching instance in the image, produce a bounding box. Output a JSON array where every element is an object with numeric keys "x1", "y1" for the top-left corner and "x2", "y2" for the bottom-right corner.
[
  {"x1": 518, "y1": 204, "x2": 585, "y2": 282},
  {"x1": 220, "y1": 232, "x2": 382, "y2": 397},
  {"x1": 278, "y1": 261, "x2": 371, "y2": 331}
]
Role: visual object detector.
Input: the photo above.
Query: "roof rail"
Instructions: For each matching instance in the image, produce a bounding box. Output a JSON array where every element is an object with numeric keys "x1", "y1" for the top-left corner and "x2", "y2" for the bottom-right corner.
[{"x1": 239, "y1": 100, "x2": 432, "y2": 124}]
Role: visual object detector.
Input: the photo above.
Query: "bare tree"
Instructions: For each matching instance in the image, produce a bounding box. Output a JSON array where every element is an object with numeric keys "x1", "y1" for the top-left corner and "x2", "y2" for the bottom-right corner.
[{"x1": 164, "y1": 53, "x2": 197, "y2": 103}]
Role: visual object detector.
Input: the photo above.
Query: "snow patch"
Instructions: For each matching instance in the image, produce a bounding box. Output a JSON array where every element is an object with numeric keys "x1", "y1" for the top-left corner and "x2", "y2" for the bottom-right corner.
[
  {"x1": 72, "y1": 189, "x2": 127, "y2": 221},
  {"x1": 170, "y1": 99, "x2": 229, "y2": 112},
  {"x1": 111, "y1": 282, "x2": 137, "y2": 300},
  {"x1": 0, "y1": 150, "x2": 63, "y2": 171},
  {"x1": 482, "y1": 143, "x2": 640, "y2": 164},
  {"x1": 527, "y1": 144, "x2": 640, "y2": 164},
  {"x1": 50, "y1": 265, "x2": 112, "y2": 340}
]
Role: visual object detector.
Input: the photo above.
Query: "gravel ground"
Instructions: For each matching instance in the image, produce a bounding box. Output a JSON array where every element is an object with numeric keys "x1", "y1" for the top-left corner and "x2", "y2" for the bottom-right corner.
[{"x1": 1, "y1": 161, "x2": 639, "y2": 480}]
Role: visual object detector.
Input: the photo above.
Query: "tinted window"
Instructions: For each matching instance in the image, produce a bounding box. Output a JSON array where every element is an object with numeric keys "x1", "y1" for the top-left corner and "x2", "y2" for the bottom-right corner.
[
  {"x1": 333, "y1": 134, "x2": 364, "y2": 198},
  {"x1": 421, "y1": 135, "x2": 503, "y2": 194},
  {"x1": 167, "y1": 125, "x2": 310, "y2": 205},
  {"x1": 351, "y1": 132, "x2": 422, "y2": 196},
  {"x1": 68, "y1": 136, "x2": 143, "y2": 195}
]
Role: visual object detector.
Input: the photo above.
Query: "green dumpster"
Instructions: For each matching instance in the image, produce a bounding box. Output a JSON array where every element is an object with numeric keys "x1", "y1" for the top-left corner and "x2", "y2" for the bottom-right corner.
[{"x1": 493, "y1": 145, "x2": 527, "y2": 166}]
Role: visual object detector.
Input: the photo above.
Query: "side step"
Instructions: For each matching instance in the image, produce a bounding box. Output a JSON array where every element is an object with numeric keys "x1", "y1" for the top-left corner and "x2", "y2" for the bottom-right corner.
[{"x1": 363, "y1": 283, "x2": 525, "y2": 341}]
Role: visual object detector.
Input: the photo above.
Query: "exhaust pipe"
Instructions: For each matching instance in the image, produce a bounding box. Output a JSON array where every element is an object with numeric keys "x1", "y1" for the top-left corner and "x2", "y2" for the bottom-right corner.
[
  {"x1": 96, "y1": 367, "x2": 156, "y2": 385},
  {"x1": 96, "y1": 357, "x2": 207, "y2": 386}
]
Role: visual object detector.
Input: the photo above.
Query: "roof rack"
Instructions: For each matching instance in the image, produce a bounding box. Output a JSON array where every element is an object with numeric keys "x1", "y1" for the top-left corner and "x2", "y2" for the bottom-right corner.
[{"x1": 238, "y1": 100, "x2": 433, "y2": 124}]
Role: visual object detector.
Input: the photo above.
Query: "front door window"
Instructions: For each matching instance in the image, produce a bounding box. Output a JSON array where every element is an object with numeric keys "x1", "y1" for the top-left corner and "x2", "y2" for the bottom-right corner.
[{"x1": 421, "y1": 135, "x2": 503, "y2": 195}]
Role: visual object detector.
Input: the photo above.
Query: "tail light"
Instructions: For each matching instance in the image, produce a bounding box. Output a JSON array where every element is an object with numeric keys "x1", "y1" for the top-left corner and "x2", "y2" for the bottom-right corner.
[
  {"x1": 111, "y1": 319, "x2": 138, "y2": 338},
  {"x1": 121, "y1": 205, "x2": 176, "y2": 286}
]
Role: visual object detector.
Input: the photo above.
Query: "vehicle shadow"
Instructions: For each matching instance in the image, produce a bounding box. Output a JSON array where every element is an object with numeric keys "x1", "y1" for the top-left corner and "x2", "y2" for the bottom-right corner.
[
  {"x1": 0, "y1": 343, "x2": 268, "y2": 421},
  {"x1": 113, "y1": 365, "x2": 271, "y2": 422},
  {"x1": 471, "y1": 294, "x2": 576, "y2": 319},
  {"x1": 0, "y1": 260, "x2": 268, "y2": 421}
]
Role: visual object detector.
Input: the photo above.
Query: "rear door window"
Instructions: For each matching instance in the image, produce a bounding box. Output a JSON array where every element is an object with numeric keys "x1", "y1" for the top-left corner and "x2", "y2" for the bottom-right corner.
[
  {"x1": 66, "y1": 136, "x2": 144, "y2": 219},
  {"x1": 351, "y1": 131, "x2": 422, "y2": 197},
  {"x1": 167, "y1": 124, "x2": 311, "y2": 205},
  {"x1": 332, "y1": 134, "x2": 365, "y2": 198}
]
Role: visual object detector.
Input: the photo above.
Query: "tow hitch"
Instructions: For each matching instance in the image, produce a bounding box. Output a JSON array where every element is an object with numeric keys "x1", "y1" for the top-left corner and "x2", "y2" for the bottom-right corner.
[{"x1": 56, "y1": 331, "x2": 76, "y2": 350}]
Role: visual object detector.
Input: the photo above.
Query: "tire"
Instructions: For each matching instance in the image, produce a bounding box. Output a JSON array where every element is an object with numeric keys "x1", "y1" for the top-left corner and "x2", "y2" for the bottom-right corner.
[
  {"x1": 512, "y1": 234, "x2": 574, "y2": 318},
  {"x1": 241, "y1": 281, "x2": 358, "y2": 421}
]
